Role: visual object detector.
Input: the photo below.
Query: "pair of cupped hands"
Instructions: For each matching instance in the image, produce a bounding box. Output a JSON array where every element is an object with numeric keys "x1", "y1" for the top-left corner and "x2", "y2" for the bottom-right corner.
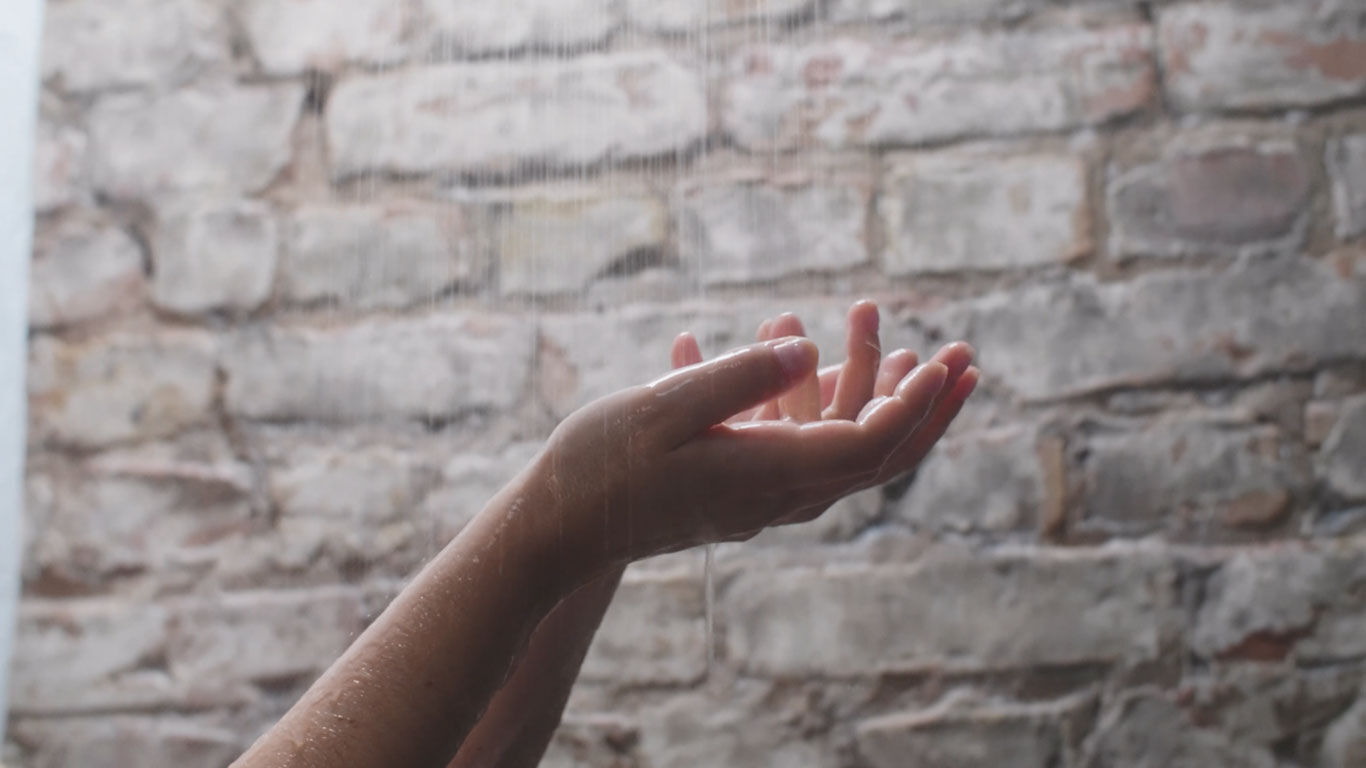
[{"x1": 525, "y1": 300, "x2": 978, "y2": 580}]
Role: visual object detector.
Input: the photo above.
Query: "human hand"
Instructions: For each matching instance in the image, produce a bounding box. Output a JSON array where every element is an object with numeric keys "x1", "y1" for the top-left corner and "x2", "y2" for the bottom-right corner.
[
  {"x1": 522, "y1": 303, "x2": 978, "y2": 584},
  {"x1": 670, "y1": 301, "x2": 978, "y2": 525}
]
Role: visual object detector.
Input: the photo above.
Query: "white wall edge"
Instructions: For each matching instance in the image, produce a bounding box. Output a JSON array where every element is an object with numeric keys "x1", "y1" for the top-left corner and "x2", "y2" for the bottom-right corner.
[{"x1": 0, "y1": 0, "x2": 44, "y2": 739}]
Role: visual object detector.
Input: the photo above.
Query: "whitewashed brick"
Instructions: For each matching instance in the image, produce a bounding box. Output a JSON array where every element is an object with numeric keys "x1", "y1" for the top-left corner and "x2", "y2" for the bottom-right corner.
[
  {"x1": 32, "y1": 123, "x2": 86, "y2": 213},
  {"x1": 626, "y1": 0, "x2": 812, "y2": 32},
  {"x1": 90, "y1": 84, "x2": 302, "y2": 197},
  {"x1": 497, "y1": 191, "x2": 667, "y2": 296},
  {"x1": 223, "y1": 314, "x2": 534, "y2": 422},
  {"x1": 424, "y1": 0, "x2": 617, "y2": 52},
  {"x1": 10, "y1": 717, "x2": 244, "y2": 768},
  {"x1": 281, "y1": 204, "x2": 485, "y2": 309},
  {"x1": 242, "y1": 0, "x2": 407, "y2": 75},
  {"x1": 830, "y1": 0, "x2": 1043, "y2": 24},
  {"x1": 895, "y1": 427, "x2": 1046, "y2": 534},
  {"x1": 152, "y1": 200, "x2": 278, "y2": 315},
  {"x1": 881, "y1": 149, "x2": 1090, "y2": 274},
  {"x1": 41, "y1": 0, "x2": 224, "y2": 92},
  {"x1": 1109, "y1": 136, "x2": 1311, "y2": 258},
  {"x1": 1323, "y1": 395, "x2": 1366, "y2": 502},
  {"x1": 268, "y1": 441, "x2": 442, "y2": 524},
  {"x1": 679, "y1": 173, "x2": 870, "y2": 285},
  {"x1": 28, "y1": 331, "x2": 217, "y2": 449},
  {"x1": 927, "y1": 253, "x2": 1366, "y2": 401},
  {"x1": 29, "y1": 215, "x2": 144, "y2": 330},
  {"x1": 1329, "y1": 134, "x2": 1366, "y2": 239},
  {"x1": 723, "y1": 546, "x2": 1179, "y2": 675},
  {"x1": 1082, "y1": 692, "x2": 1276, "y2": 768},
  {"x1": 327, "y1": 53, "x2": 706, "y2": 177},
  {"x1": 723, "y1": 25, "x2": 1154, "y2": 151},
  {"x1": 1160, "y1": 2, "x2": 1366, "y2": 112}
]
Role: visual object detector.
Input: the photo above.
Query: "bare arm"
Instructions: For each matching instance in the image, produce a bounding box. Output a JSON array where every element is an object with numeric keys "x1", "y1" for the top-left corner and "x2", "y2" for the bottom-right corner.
[{"x1": 446, "y1": 568, "x2": 624, "y2": 768}]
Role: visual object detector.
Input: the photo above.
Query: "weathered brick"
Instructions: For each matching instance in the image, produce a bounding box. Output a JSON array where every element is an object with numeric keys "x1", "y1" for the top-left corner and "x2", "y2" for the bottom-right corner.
[
  {"x1": 1109, "y1": 136, "x2": 1311, "y2": 258},
  {"x1": 281, "y1": 204, "x2": 485, "y2": 309},
  {"x1": 152, "y1": 199, "x2": 278, "y2": 315},
  {"x1": 90, "y1": 84, "x2": 302, "y2": 197},
  {"x1": 223, "y1": 314, "x2": 534, "y2": 422},
  {"x1": 679, "y1": 171, "x2": 870, "y2": 285},
  {"x1": 41, "y1": 0, "x2": 225, "y2": 92},
  {"x1": 722, "y1": 546, "x2": 1179, "y2": 676},
  {"x1": 497, "y1": 190, "x2": 668, "y2": 296},
  {"x1": 829, "y1": 0, "x2": 1044, "y2": 24},
  {"x1": 542, "y1": 716, "x2": 641, "y2": 768},
  {"x1": 722, "y1": 24, "x2": 1153, "y2": 151},
  {"x1": 27, "y1": 436, "x2": 254, "y2": 587},
  {"x1": 28, "y1": 331, "x2": 217, "y2": 449},
  {"x1": 1192, "y1": 544, "x2": 1366, "y2": 662},
  {"x1": 10, "y1": 717, "x2": 244, "y2": 768},
  {"x1": 240, "y1": 0, "x2": 407, "y2": 75},
  {"x1": 895, "y1": 426, "x2": 1046, "y2": 534},
  {"x1": 267, "y1": 440, "x2": 443, "y2": 524},
  {"x1": 10, "y1": 600, "x2": 177, "y2": 714},
  {"x1": 927, "y1": 253, "x2": 1366, "y2": 401},
  {"x1": 28, "y1": 215, "x2": 144, "y2": 330},
  {"x1": 32, "y1": 122, "x2": 86, "y2": 214},
  {"x1": 881, "y1": 149, "x2": 1089, "y2": 274},
  {"x1": 1183, "y1": 663, "x2": 1365, "y2": 750},
  {"x1": 1160, "y1": 2, "x2": 1366, "y2": 113},
  {"x1": 1323, "y1": 395, "x2": 1366, "y2": 502},
  {"x1": 857, "y1": 693, "x2": 1095, "y2": 768},
  {"x1": 626, "y1": 0, "x2": 812, "y2": 32},
  {"x1": 1081, "y1": 691, "x2": 1276, "y2": 768},
  {"x1": 741, "y1": 487, "x2": 883, "y2": 548},
  {"x1": 1329, "y1": 134, "x2": 1366, "y2": 239},
  {"x1": 582, "y1": 570, "x2": 706, "y2": 685},
  {"x1": 424, "y1": 0, "x2": 617, "y2": 53},
  {"x1": 1325, "y1": 694, "x2": 1366, "y2": 768},
  {"x1": 327, "y1": 53, "x2": 706, "y2": 177},
  {"x1": 420, "y1": 442, "x2": 544, "y2": 541},
  {"x1": 1075, "y1": 416, "x2": 1310, "y2": 537},
  {"x1": 167, "y1": 588, "x2": 369, "y2": 685}
]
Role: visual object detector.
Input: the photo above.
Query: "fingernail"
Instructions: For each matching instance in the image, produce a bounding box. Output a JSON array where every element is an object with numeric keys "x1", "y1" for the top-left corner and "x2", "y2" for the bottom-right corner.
[{"x1": 773, "y1": 338, "x2": 817, "y2": 381}]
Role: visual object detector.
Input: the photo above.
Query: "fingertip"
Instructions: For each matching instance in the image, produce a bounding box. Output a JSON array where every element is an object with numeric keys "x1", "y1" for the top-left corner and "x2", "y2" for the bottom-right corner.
[
  {"x1": 849, "y1": 299, "x2": 880, "y2": 333},
  {"x1": 771, "y1": 336, "x2": 819, "y2": 382}
]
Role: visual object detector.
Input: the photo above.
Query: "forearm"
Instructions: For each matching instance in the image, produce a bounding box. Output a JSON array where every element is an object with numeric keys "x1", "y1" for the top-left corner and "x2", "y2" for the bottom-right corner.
[
  {"x1": 448, "y1": 567, "x2": 625, "y2": 768},
  {"x1": 234, "y1": 476, "x2": 582, "y2": 768}
]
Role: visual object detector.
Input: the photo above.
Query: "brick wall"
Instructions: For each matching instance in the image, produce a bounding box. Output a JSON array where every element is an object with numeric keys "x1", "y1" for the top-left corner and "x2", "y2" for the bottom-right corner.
[{"x1": 11, "y1": 0, "x2": 1366, "y2": 766}]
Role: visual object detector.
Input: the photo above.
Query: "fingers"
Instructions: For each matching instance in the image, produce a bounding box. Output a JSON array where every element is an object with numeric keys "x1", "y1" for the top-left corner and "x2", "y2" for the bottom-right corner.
[
  {"x1": 826, "y1": 300, "x2": 882, "y2": 421},
  {"x1": 671, "y1": 332, "x2": 704, "y2": 370},
  {"x1": 648, "y1": 337, "x2": 819, "y2": 448},
  {"x1": 874, "y1": 349, "x2": 919, "y2": 398},
  {"x1": 770, "y1": 314, "x2": 822, "y2": 423},
  {"x1": 876, "y1": 366, "x2": 979, "y2": 483}
]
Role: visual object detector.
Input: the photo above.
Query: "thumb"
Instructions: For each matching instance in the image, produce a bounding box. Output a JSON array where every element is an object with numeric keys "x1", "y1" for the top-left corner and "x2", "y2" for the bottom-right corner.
[{"x1": 648, "y1": 337, "x2": 818, "y2": 447}]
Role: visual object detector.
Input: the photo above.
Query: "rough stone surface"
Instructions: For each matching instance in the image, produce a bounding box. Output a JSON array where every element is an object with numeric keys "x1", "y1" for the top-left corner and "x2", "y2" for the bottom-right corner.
[
  {"x1": 1109, "y1": 137, "x2": 1311, "y2": 257},
  {"x1": 1324, "y1": 693, "x2": 1366, "y2": 768},
  {"x1": 829, "y1": 0, "x2": 1045, "y2": 24},
  {"x1": 1076, "y1": 416, "x2": 1309, "y2": 537},
  {"x1": 723, "y1": 24, "x2": 1154, "y2": 151},
  {"x1": 328, "y1": 53, "x2": 706, "y2": 177},
  {"x1": 928, "y1": 253, "x2": 1366, "y2": 401},
  {"x1": 152, "y1": 199, "x2": 278, "y2": 315},
  {"x1": 32, "y1": 123, "x2": 86, "y2": 213},
  {"x1": 28, "y1": 332, "x2": 217, "y2": 449},
  {"x1": 89, "y1": 84, "x2": 302, "y2": 197},
  {"x1": 267, "y1": 440, "x2": 442, "y2": 525},
  {"x1": 857, "y1": 693, "x2": 1095, "y2": 768},
  {"x1": 1329, "y1": 134, "x2": 1366, "y2": 239},
  {"x1": 9, "y1": 717, "x2": 244, "y2": 768},
  {"x1": 581, "y1": 571, "x2": 706, "y2": 685},
  {"x1": 1323, "y1": 396, "x2": 1366, "y2": 501},
  {"x1": 29, "y1": 215, "x2": 144, "y2": 329},
  {"x1": 626, "y1": 0, "x2": 813, "y2": 32},
  {"x1": 881, "y1": 149, "x2": 1090, "y2": 274},
  {"x1": 723, "y1": 546, "x2": 1179, "y2": 675},
  {"x1": 497, "y1": 191, "x2": 668, "y2": 296},
  {"x1": 1082, "y1": 691, "x2": 1276, "y2": 768},
  {"x1": 1192, "y1": 545, "x2": 1366, "y2": 663},
  {"x1": 280, "y1": 204, "x2": 484, "y2": 309},
  {"x1": 223, "y1": 314, "x2": 535, "y2": 422},
  {"x1": 895, "y1": 427, "x2": 1046, "y2": 534},
  {"x1": 680, "y1": 173, "x2": 870, "y2": 285},
  {"x1": 41, "y1": 0, "x2": 224, "y2": 92},
  {"x1": 241, "y1": 0, "x2": 408, "y2": 75},
  {"x1": 1160, "y1": 2, "x2": 1366, "y2": 112},
  {"x1": 424, "y1": 0, "x2": 618, "y2": 53}
]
